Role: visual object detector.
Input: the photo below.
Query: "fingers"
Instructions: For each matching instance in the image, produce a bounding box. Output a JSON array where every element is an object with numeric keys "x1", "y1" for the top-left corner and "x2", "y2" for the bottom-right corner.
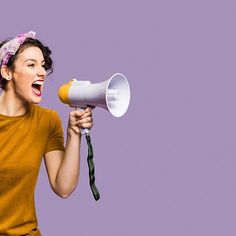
[
  {"x1": 81, "y1": 109, "x2": 92, "y2": 119},
  {"x1": 79, "y1": 122, "x2": 93, "y2": 129},
  {"x1": 68, "y1": 108, "x2": 93, "y2": 131},
  {"x1": 76, "y1": 117, "x2": 93, "y2": 128},
  {"x1": 70, "y1": 108, "x2": 92, "y2": 119}
]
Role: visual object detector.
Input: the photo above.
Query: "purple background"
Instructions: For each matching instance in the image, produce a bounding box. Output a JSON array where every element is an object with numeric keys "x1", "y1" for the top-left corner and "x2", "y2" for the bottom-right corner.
[{"x1": 1, "y1": 0, "x2": 236, "y2": 235}]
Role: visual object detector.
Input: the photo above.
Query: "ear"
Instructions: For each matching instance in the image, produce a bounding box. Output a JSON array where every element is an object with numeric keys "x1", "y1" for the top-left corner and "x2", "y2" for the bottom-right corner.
[{"x1": 1, "y1": 65, "x2": 13, "y2": 81}]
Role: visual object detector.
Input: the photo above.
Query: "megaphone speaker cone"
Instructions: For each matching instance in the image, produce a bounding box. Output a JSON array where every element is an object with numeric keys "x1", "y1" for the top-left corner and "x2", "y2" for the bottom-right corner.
[{"x1": 106, "y1": 73, "x2": 131, "y2": 117}]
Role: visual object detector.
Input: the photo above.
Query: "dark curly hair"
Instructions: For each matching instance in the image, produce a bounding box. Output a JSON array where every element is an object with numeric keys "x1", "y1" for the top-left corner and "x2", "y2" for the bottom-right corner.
[{"x1": 0, "y1": 37, "x2": 53, "y2": 89}]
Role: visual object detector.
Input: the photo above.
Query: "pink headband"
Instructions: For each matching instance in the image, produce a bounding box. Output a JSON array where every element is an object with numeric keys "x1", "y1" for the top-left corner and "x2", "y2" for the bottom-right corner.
[{"x1": 0, "y1": 31, "x2": 36, "y2": 66}]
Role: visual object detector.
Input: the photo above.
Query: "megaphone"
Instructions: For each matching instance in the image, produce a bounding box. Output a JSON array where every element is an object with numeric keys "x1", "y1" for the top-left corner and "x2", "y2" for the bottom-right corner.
[
  {"x1": 58, "y1": 73, "x2": 130, "y2": 119},
  {"x1": 58, "y1": 73, "x2": 130, "y2": 201}
]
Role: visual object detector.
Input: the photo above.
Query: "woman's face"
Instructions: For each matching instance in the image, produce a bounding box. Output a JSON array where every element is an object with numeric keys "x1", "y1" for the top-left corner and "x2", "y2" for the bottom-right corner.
[{"x1": 11, "y1": 46, "x2": 47, "y2": 104}]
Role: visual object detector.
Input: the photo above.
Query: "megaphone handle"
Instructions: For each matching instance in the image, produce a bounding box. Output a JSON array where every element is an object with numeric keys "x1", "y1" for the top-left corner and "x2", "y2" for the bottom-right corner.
[
  {"x1": 81, "y1": 127, "x2": 90, "y2": 135},
  {"x1": 85, "y1": 134, "x2": 100, "y2": 201}
]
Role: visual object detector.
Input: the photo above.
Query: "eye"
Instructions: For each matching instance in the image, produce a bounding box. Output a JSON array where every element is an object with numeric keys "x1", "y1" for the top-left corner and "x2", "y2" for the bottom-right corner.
[
  {"x1": 28, "y1": 63, "x2": 35, "y2": 67},
  {"x1": 42, "y1": 64, "x2": 48, "y2": 71}
]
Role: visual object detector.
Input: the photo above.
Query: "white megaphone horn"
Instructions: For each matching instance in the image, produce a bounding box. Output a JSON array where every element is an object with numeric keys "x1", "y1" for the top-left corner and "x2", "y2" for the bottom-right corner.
[{"x1": 58, "y1": 73, "x2": 131, "y2": 133}]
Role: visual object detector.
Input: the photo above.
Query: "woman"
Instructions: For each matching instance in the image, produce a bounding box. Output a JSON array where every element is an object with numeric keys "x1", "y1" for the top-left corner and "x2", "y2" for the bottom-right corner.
[{"x1": 0, "y1": 31, "x2": 92, "y2": 235}]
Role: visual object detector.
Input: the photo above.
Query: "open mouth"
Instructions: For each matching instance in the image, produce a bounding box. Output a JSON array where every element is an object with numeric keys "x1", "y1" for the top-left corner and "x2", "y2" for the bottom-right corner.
[{"x1": 32, "y1": 80, "x2": 43, "y2": 97}]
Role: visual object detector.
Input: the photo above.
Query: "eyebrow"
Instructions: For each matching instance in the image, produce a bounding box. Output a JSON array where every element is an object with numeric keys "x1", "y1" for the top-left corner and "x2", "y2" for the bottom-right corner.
[{"x1": 24, "y1": 59, "x2": 45, "y2": 63}]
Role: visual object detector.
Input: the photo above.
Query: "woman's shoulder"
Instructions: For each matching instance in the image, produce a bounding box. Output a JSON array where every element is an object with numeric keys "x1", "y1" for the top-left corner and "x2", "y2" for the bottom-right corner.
[
  {"x1": 31, "y1": 104, "x2": 59, "y2": 119},
  {"x1": 30, "y1": 105, "x2": 62, "y2": 128},
  {"x1": 31, "y1": 104, "x2": 52, "y2": 114},
  {"x1": 27, "y1": 105, "x2": 63, "y2": 136}
]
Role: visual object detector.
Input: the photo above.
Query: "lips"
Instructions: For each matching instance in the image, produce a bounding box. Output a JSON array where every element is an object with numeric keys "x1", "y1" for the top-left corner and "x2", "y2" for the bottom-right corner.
[{"x1": 32, "y1": 80, "x2": 44, "y2": 97}]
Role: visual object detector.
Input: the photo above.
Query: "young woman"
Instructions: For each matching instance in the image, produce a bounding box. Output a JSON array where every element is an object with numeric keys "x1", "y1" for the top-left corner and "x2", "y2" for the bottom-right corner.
[{"x1": 0, "y1": 31, "x2": 92, "y2": 235}]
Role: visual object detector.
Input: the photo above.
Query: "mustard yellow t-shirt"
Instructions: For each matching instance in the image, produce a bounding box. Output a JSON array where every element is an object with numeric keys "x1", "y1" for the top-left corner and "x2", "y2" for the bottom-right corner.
[{"x1": 0, "y1": 104, "x2": 65, "y2": 235}]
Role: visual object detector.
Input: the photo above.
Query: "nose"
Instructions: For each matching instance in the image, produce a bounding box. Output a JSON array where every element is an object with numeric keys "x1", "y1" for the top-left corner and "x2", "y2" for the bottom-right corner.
[{"x1": 37, "y1": 66, "x2": 47, "y2": 77}]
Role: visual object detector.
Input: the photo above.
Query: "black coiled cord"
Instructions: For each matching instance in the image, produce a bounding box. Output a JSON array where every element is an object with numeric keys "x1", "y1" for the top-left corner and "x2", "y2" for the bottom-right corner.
[{"x1": 85, "y1": 134, "x2": 100, "y2": 201}]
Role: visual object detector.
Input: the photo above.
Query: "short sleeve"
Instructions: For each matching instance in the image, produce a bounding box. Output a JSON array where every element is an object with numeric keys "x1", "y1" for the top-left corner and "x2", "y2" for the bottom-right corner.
[{"x1": 44, "y1": 110, "x2": 65, "y2": 154}]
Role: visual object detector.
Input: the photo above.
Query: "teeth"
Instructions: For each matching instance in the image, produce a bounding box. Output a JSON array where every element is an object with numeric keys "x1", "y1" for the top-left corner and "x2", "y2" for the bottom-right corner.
[{"x1": 33, "y1": 81, "x2": 44, "y2": 85}]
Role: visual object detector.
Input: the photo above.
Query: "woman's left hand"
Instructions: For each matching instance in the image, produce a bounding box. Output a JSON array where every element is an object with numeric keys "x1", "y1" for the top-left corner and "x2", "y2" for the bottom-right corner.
[{"x1": 67, "y1": 107, "x2": 93, "y2": 135}]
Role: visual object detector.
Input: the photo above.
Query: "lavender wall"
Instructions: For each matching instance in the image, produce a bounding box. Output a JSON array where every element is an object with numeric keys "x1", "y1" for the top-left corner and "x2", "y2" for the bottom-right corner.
[{"x1": 1, "y1": 0, "x2": 236, "y2": 235}]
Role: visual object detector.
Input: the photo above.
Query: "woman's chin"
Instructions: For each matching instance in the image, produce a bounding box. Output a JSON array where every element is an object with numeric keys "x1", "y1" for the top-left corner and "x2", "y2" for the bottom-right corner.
[
  {"x1": 30, "y1": 96, "x2": 42, "y2": 104},
  {"x1": 30, "y1": 91, "x2": 42, "y2": 104}
]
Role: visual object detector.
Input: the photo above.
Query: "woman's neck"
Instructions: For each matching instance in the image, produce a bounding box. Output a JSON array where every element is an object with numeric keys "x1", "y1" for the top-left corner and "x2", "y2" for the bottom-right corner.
[{"x1": 0, "y1": 90, "x2": 30, "y2": 116}]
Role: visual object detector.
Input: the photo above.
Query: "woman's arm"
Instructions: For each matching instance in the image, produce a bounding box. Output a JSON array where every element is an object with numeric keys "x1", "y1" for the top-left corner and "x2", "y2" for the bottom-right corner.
[{"x1": 44, "y1": 107, "x2": 93, "y2": 198}]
